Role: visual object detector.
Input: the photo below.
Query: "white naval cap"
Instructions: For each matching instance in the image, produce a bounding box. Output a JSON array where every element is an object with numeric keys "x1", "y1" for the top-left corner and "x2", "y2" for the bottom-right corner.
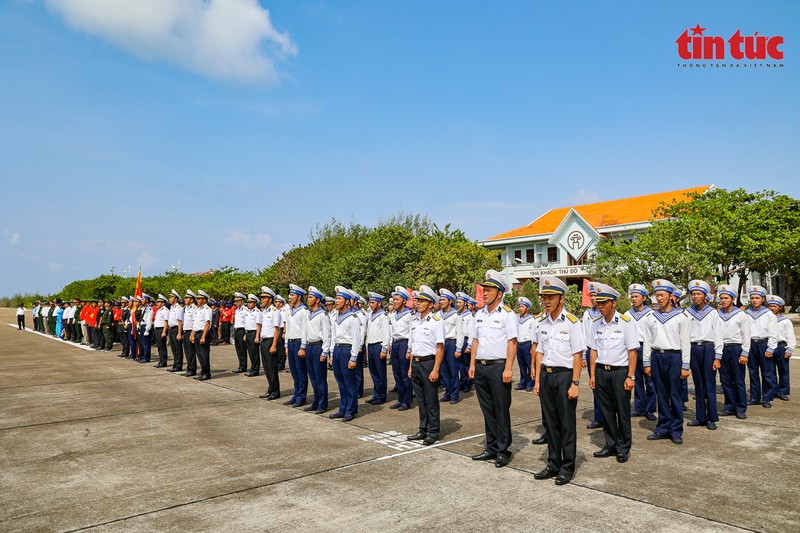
[
  {"x1": 335, "y1": 286, "x2": 352, "y2": 300},
  {"x1": 141, "y1": 293, "x2": 151, "y2": 301},
  {"x1": 275, "y1": 295, "x2": 286, "y2": 303},
  {"x1": 289, "y1": 284, "x2": 307, "y2": 296},
  {"x1": 260, "y1": 286, "x2": 276, "y2": 298},
  {"x1": 121, "y1": 296, "x2": 129, "y2": 302},
  {"x1": 392, "y1": 286, "x2": 411, "y2": 300},
  {"x1": 456, "y1": 291, "x2": 470, "y2": 302},
  {"x1": 170, "y1": 289, "x2": 182, "y2": 299},
  {"x1": 247, "y1": 293, "x2": 258, "y2": 303},
  {"x1": 367, "y1": 291, "x2": 384, "y2": 302},
  {"x1": 652, "y1": 279, "x2": 677, "y2": 294},
  {"x1": 438, "y1": 288, "x2": 456, "y2": 302},
  {"x1": 416, "y1": 285, "x2": 437, "y2": 303},
  {"x1": 539, "y1": 276, "x2": 567, "y2": 295},
  {"x1": 196, "y1": 290, "x2": 210, "y2": 300},
  {"x1": 157, "y1": 294, "x2": 167, "y2": 303},
  {"x1": 324, "y1": 296, "x2": 335, "y2": 304},
  {"x1": 184, "y1": 289, "x2": 196, "y2": 299},
  {"x1": 591, "y1": 283, "x2": 620, "y2": 301},
  {"x1": 233, "y1": 292, "x2": 246, "y2": 300},
  {"x1": 308, "y1": 286, "x2": 325, "y2": 300},
  {"x1": 689, "y1": 279, "x2": 711, "y2": 295},
  {"x1": 587, "y1": 281, "x2": 598, "y2": 295},
  {"x1": 517, "y1": 296, "x2": 532, "y2": 308},
  {"x1": 628, "y1": 283, "x2": 649, "y2": 297},
  {"x1": 479, "y1": 269, "x2": 507, "y2": 292},
  {"x1": 749, "y1": 285, "x2": 767, "y2": 298},
  {"x1": 767, "y1": 294, "x2": 785, "y2": 307}
]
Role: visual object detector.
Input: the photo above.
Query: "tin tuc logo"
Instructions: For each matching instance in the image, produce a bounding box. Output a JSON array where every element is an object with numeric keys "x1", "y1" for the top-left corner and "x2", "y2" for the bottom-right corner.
[{"x1": 676, "y1": 24, "x2": 784, "y2": 60}]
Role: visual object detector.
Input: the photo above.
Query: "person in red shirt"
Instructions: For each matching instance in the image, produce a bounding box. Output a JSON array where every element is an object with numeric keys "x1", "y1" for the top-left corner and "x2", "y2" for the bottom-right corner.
[{"x1": 219, "y1": 303, "x2": 233, "y2": 345}]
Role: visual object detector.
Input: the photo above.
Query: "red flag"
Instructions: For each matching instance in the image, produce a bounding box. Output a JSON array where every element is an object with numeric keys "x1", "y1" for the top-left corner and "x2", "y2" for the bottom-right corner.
[
  {"x1": 581, "y1": 279, "x2": 593, "y2": 307},
  {"x1": 134, "y1": 267, "x2": 143, "y2": 299},
  {"x1": 132, "y1": 265, "x2": 142, "y2": 337},
  {"x1": 475, "y1": 284, "x2": 484, "y2": 308},
  {"x1": 406, "y1": 287, "x2": 414, "y2": 308}
]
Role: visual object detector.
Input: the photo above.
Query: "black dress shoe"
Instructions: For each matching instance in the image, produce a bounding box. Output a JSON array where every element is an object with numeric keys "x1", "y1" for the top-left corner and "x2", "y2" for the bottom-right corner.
[
  {"x1": 232, "y1": 368, "x2": 245, "y2": 374},
  {"x1": 183, "y1": 372, "x2": 197, "y2": 377},
  {"x1": 706, "y1": 422, "x2": 717, "y2": 430},
  {"x1": 586, "y1": 421, "x2": 603, "y2": 429},
  {"x1": 671, "y1": 436, "x2": 683, "y2": 445},
  {"x1": 762, "y1": 401, "x2": 772, "y2": 408},
  {"x1": 303, "y1": 405, "x2": 317, "y2": 412},
  {"x1": 259, "y1": 392, "x2": 271, "y2": 399},
  {"x1": 154, "y1": 363, "x2": 167, "y2": 368},
  {"x1": 736, "y1": 412, "x2": 747, "y2": 420},
  {"x1": 198, "y1": 374, "x2": 211, "y2": 381},
  {"x1": 329, "y1": 412, "x2": 344, "y2": 419},
  {"x1": 747, "y1": 399, "x2": 761, "y2": 405},
  {"x1": 555, "y1": 474, "x2": 572, "y2": 486},
  {"x1": 315, "y1": 408, "x2": 326, "y2": 414},
  {"x1": 284, "y1": 399, "x2": 296, "y2": 405},
  {"x1": 168, "y1": 368, "x2": 182, "y2": 372},
  {"x1": 645, "y1": 413, "x2": 657, "y2": 421},
  {"x1": 268, "y1": 394, "x2": 280, "y2": 401},
  {"x1": 778, "y1": 395, "x2": 790, "y2": 401},
  {"x1": 616, "y1": 453, "x2": 629, "y2": 463},
  {"x1": 365, "y1": 398, "x2": 376, "y2": 404},
  {"x1": 407, "y1": 431, "x2": 427, "y2": 441},
  {"x1": 533, "y1": 467, "x2": 557, "y2": 480},
  {"x1": 471, "y1": 450, "x2": 497, "y2": 461},
  {"x1": 719, "y1": 410, "x2": 735, "y2": 417},
  {"x1": 532, "y1": 435, "x2": 548, "y2": 445},
  {"x1": 422, "y1": 436, "x2": 437, "y2": 446},
  {"x1": 593, "y1": 447, "x2": 616, "y2": 458},
  {"x1": 389, "y1": 402, "x2": 402, "y2": 409},
  {"x1": 687, "y1": 419, "x2": 706, "y2": 427},
  {"x1": 495, "y1": 455, "x2": 511, "y2": 468},
  {"x1": 647, "y1": 433, "x2": 668, "y2": 441}
]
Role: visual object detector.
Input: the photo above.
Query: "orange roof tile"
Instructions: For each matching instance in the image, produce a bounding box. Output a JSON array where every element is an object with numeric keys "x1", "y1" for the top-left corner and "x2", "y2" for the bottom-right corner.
[{"x1": 485, "y1": 186, "x2": 711, "y2": 241}]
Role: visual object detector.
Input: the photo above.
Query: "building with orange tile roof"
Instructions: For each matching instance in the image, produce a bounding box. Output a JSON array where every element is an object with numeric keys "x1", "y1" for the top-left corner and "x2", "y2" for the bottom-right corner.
[{"x1": 479, "y1": 185, "x2": 712, "y2": 287}]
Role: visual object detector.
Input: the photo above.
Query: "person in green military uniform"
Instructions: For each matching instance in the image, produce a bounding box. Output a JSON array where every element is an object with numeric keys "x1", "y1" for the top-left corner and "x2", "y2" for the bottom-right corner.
[
  {"x1": 73, "y1": 299, "x2": 84, "y2": 344},
  {"x1": 47, "y1": 301, "x2": 57, "y2": 336},
  {"x1": 100, "y1": 300, "x2": 115, "y2": 352}
]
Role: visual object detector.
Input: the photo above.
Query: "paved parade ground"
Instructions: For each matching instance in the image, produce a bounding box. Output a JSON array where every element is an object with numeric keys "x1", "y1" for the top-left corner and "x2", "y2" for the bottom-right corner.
[{"x1": 1, "y1": 307, "x2": 798, "y2": 532}]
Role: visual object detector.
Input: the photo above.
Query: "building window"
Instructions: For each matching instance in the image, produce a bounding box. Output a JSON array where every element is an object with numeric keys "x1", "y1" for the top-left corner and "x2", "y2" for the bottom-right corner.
[
  {"x1": 526, "y1": 249, "x2": 535, "y2": 263},
  {"x1": 514, "y1": 250, "x2": 522, "y2": 263},
  {"x1": 547, "y1": 246, "x2": 558, "y2": 263},
  {"x1": 568, "y1": 252, "x2": 586, "y2": 266}
]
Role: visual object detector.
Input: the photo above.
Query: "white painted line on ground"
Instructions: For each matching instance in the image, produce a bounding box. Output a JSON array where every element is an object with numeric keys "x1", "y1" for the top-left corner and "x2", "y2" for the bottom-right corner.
[
  {"x1": 373, "y1": 432, "x2": 484, "y2": 462},
  {"x1": 6, "y1": 324, "x2": 97, "y2": 351}
]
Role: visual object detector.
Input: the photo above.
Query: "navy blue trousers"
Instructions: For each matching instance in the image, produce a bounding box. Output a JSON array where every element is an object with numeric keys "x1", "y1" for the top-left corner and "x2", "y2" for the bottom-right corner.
[
  {"x1": 634, "y1": 344, "x2": 656, "y2": 414},
  {"x1": 459, "y1": 338, "x2": 473, "y2": 391},
  {"x1": 774, "y1": 342, "x2": 790, "y2": 396},
  {"x1": 719, "y1": 344, "x2": 747, "y2": 415},
  {"x1": 367, "y1": 342, "x2": 387, "y2": 403},
  {"x1": 306, "y1": 343, "x2": 328, "y2": 410},
  {"x1": 442, "y1": 339, "x2": 460, "y2": 401},
  {"x1": 127, "y1": 325, "x2": 138, "y2": 359},
  {"x1": 138, "y1": 327, "x2": 152, "y2": 362},
  {"x1": 332, "y1": 346, "x2": 358, "y2": 416},
  {"x1": 391, "y1": 341, "x2": 412, "y2": 405},
  {"x1": 690, "y1": 344, "x2": 719, "y2": 423},
  {"x1": 651, "y1": 351, "x2": 684, "y2": 438},
  {"x1": 585, "y1": 348, "x2": 605, "y2": 424},
  {"x1": 356, "y1": 346, "x2": 365, "y2": 398},
  {"x1": 748, "y1": 339, "x2": 777, "y2": 402},
  {"x1": 516, "y1": 341, "x2": 533, "y2": 389},
  {"x1": 287, "y1": 340, "x2": 307, "y2": 404}
]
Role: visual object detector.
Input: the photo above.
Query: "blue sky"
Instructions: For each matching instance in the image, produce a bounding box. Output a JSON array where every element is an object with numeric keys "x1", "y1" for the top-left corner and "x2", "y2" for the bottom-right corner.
[{"x1": 1, "y1": 0, "x2": 798, "y2": 297}]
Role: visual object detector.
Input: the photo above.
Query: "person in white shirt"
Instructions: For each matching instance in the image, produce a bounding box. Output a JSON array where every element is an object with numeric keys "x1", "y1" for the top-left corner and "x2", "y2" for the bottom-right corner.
[
  {"x1": 167, "y1": 290, "x2": 185, "y2": 372},
  {"x1": 137, "y1": 295, "x2": 154, "y2": 363},
  {"x1": 388, "y1": 287, "x2": 414, "y2": 411},
  {"x1": 192, "y1": 290, "x2": 213, "y2": 380},
  {"x1": 276, "y1": 296, "x2": 289, "y2": 370},
  {"x1": 716, "y1": 284, "x2": 751, "y2": 419},
  {"x1": 406, "y1": 285, "x2": 445, "y2": 446},
  {"x1": 16, "y1": 304, "x2": 26, "y2": 330},
  {"x1": 456, "y1": 292, "x2": 474, "y2": 393},
  {"x1": 243, "y1": 294, "x2": 261, "y2": 377},
  {"x1": 767, "y1": 295, "x2": 795, "y2": 401},
  {"x1": 153, "y1": 295, "x2": 171, "y2": 368},
  {"x1": 257, "y1": 287, "x2": 283, "y2": 401},
  {"x1": 365, "y1": 292, "x2": 390, "y2": 405},
  {"x1": 329, "y1": 287, "x2": 362, "y2": 422},
  {"x1": 302, "y1": 286, "x2": 331, "y2": 413},
  {"x1": 181, "y1": 291, "x2": 198, "y2": 377},
  {"x1": 624, "y1": 284, "x2": 656, "y2": 421},
  {"x1": 284, "y1": 284, "x2": 310, "y2": 408},
  {"x1": 684, "y1": 281, "x2": 724, "y2": 430},
  {"x1": 643, "y1": 279, "x2": 691, "y2": 445},
  {"x1": 582, "y1": 286, "x2": 605, "y2": 430},
  {"x1": 232, "y1": 292, "x2": 248, "y2": 373},
  {"x1": 516, "y1": 297, "x2": 535, "y2": 392},
  {"x1": 437, "y1": 288, "x2": 463, "y2": 404},
  {"x1": 533, "y1": 276, "x2": 583, "y2": 485},
  {"x1": 745, "y1": 285, "x2": 779, "y2": 408},
  {"x1": 588, "y1": 283, "x2": 639, "y2": 463}
]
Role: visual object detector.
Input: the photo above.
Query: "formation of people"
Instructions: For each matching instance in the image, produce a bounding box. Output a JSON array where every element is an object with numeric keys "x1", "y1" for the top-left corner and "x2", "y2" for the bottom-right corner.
[{"x1": 19, "y1": 270, "x2": 795, "y2": 486}]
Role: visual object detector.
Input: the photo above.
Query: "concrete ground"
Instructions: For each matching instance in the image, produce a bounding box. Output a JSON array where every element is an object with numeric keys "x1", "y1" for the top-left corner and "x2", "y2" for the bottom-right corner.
[{"x1": 1, "y1": 308, "x2": 798, "y2": 533}]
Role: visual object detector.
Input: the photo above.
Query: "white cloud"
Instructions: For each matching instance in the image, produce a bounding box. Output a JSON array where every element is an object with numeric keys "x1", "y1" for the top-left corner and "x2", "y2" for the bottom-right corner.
[
  {"x1": 45, "y1": 0, "x2": 297, "y2": 83},
  {"x1": 3, "y1": 229, "x2": 21, "y2": 246},
  {"x1": 569, "y1": 189, "x2": 602, "y2": 205},
  {"x1": 224, "y1": 230, "x2": 273, "y2": 249},
  {"x1": 137, "y1": 251, "x2": 158, "y2": 271}
]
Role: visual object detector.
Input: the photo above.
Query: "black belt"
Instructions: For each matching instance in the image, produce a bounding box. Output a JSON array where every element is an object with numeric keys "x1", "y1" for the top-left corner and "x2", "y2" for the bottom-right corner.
[
  {"x1": 518, "y1": 341, "x2": 532, "y2": 346},
  {"x1": 478, "y1": 359, "x2": 505, "y2": 366},
  {"x1": 752, "y1": 338, "x2": 767, "y2": 342},
  {"x1": 692, "y1": 341, "x2": 714, "y2": 346},
  {"x1": 393, "y1": 337, "x2": 408, "y2": 342},
  {"x1": 335, "y1": 343, "x2": 352, "y2": 348},
  {"x1": 235, "y1": 327, "x2": 244, "y2": 331},
  {"x1": 543, "y1": 366, "x2": 571, "y2": 373},
  {"x1": 307, "y1": 340, "x2": 323, "y2": 346},
  {"x1": 413, "y1": 355, "x2": 435, "y2": 362},
  {"x1": 445, "y1": 337, "x2": 457, "y2": 341},
  {"x1": 652, "y1": 350, "x2": 680, "y2": 355},
  {"x1": 724, "y1": 343, "x2": 741, "y2": 347},
  {"x1": 598, "y1": 364, "x2": 627, "y2": 371},
  {"x1": 777, "y1": 341, "x2": 787, "y2": 346},
  {"x1": 368, "y1": 342, "x2": 382, "y2": 346},
  {"x1": 287, "y1": 338, "x2": 301, "y2": 343}
]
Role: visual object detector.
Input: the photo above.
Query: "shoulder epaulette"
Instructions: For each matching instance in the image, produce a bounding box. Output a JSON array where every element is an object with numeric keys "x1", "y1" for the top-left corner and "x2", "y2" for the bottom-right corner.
[
  {"x1": 503, "y1": 305, "x2": 512, "y2": 312},
  {"x1": 566, "y1": 313, "x2": 578, "y2": 323},
  {"x1": 620, "y1": 314, "x2": 631, "y2": 322},
  {"x1": 431, "y1": 315, "x2": 441, "y2": 321},
  {"x1": 592, "y1": 316, "x2": 602, "y2": 322}
]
